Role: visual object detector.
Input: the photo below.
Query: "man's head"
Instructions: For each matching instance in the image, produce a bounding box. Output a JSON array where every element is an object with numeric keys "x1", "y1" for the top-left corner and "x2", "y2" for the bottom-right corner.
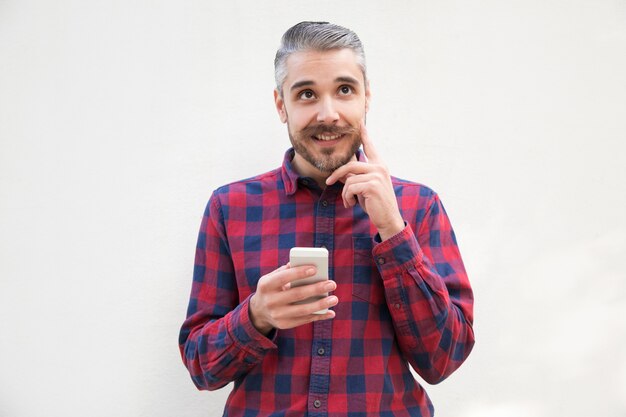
[
  {"x1": 273, "y1": 22, "x2": 370, "y2": 181},
  {"x1": 274, "y1": 21, "x2": 367, "y2": 96}
]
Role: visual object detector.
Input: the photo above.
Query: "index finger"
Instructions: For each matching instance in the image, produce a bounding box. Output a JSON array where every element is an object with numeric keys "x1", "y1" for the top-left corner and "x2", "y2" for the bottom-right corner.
[
  {"x1": 359, "y1": 120, "x2": 381, "y2": 164},
  {"x1": 325, "y1": 161, "x2": 371, "y2": 186},
  {"x1": 271, "y1": 264, "x2": 317, "y2": 291}
]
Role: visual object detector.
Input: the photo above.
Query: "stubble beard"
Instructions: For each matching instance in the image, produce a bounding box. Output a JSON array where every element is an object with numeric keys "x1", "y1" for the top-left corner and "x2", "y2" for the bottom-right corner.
[{"x1": 289, "y1": 123, "x2": 362, "y2": 173}]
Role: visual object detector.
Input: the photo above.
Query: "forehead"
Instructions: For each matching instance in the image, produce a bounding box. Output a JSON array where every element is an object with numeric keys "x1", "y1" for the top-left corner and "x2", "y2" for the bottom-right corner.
[{"x1": 283, "y1": 48, "x2": 364, "y2": 89}]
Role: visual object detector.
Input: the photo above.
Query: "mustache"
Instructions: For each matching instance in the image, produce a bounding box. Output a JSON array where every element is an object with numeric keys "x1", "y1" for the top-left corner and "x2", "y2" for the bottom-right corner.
[{"x1": 300, "y1": 124, "x2": 359, "y2": 137}]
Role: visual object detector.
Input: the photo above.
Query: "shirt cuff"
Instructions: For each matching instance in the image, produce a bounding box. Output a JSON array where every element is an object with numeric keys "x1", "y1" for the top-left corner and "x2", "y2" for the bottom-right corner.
[
  {"x1": 372, "y1": 223, "x2": 424, "y2": 274},
  {"x1": 226, "y1": 294, "x2": 277, "y2": 358}
]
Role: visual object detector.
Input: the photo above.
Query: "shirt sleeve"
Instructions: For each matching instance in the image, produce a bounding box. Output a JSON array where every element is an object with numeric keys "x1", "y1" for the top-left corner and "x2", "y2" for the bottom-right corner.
[
  {"x1": 372, "y1": 192, "x2": 475, "y2": 384},
  {"x1": 178, "y1": 193, "x2": 277, "y2": 391}
]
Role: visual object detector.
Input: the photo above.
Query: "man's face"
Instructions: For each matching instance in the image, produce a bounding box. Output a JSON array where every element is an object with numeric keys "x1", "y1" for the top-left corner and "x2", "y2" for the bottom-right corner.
[{"x1": 274, "y1": 48, "x2": 370, "y2": 177}]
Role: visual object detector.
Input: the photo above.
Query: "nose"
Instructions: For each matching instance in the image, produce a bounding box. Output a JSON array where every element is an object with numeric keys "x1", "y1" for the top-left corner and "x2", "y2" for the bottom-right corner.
[{"x1": 316, "y1": 97, "x2": 339, "y2": 124}]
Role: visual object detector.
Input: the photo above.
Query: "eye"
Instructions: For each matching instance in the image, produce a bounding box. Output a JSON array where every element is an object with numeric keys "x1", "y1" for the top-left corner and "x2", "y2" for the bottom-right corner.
[
  {"x1": 298, "y1": 90, "x2": 315, "y2": 100},
  {"x1": 338, "y1": 85, "x2": 353, "y2": 95}
]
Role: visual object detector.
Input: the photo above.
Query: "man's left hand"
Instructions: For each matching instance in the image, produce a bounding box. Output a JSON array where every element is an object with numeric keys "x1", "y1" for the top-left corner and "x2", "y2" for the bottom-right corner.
[{"x1": 326, "y1": 121, "x2": 405, "y2": 241}]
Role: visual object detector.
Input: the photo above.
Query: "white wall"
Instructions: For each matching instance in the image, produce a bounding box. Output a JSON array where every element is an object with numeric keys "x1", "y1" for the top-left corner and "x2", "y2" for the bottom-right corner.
[{"x1": 1, "y1": 1, "x2": 625, "y2": 416}]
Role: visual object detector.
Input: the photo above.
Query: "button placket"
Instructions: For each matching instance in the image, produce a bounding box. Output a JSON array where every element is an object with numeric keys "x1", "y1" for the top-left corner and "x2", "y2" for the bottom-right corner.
[{"x1": 307, "y1": 188, "x2": 336, "y2": 415}]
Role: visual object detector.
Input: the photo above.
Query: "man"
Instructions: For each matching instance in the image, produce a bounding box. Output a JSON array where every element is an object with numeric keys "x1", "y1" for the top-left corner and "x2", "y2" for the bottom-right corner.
[{"x1": 179, "y1": 21, "x2": 474, "y2": 416}]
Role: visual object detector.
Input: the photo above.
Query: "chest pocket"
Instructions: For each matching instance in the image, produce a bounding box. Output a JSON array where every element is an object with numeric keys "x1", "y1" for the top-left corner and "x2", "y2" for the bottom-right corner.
[{"x1": 351, "y1": 236, "x2": 385, "y2": 305}]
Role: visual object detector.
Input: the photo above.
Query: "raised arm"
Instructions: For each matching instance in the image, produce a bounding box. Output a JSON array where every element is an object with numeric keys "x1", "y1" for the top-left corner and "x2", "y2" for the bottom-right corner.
[{"x1": 374, "y1": 193, "x2": 475, "y2": 384}]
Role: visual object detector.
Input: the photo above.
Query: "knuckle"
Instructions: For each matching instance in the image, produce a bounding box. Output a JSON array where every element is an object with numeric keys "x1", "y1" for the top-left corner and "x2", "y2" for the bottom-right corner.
[
  {"x1": 268, "y1": 310, "x2": 280, "y2": 322},
  {"x1": 289, "y1": 286, "x2": 307, "y2": 301},
  {"x1": 265, "y1": 299, "x2": 276, "y2": 310},
  {"x1": 299, "y1": 266, "x2": 314, "y2": 277},
  {"x1": 256, "y1": 283, "x2": 267, "y2": 294}
]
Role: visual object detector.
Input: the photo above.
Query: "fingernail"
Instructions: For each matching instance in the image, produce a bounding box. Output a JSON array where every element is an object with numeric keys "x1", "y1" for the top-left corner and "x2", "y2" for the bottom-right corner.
[
  {"x1": 306, "y1": 268, "x2": 316, "y2": 276},
  {"x1": 324, "y1": 281, "x2": 335, "y2": 291},
  {"x1": 328, "y1": 296, "x2": 338, "y2": 306}
]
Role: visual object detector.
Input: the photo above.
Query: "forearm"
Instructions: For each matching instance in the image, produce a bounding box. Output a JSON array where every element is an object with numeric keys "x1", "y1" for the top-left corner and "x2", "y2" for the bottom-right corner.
[
  {"x1": 179, "y1": 295, "x2": 276, "y2": 390},
  {"x1": 375, "y1": 224, "x2": 475, "y2": 384}
]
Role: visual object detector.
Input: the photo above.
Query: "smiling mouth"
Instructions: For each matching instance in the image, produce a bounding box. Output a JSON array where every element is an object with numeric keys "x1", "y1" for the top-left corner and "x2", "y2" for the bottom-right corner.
[{"x1": 313, "y1": 133, "x2": 344, "y2": 141}]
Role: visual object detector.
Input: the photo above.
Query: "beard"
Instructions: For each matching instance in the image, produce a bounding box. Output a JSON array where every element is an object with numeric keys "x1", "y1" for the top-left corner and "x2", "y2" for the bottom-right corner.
[{"x1": 288, "y1": 123, "x2": 362, "y2": 173}]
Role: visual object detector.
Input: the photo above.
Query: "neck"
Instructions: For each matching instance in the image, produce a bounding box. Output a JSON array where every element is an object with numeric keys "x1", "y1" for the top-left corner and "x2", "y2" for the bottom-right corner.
[{"x1": 291, "y1": 153, "x2": 329, "y2": 188}]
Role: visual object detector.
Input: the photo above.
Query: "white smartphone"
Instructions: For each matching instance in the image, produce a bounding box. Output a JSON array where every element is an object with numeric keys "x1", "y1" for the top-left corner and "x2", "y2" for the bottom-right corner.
[{"x1": 289, "y1": 247, "x2": 329, "y2": 314}]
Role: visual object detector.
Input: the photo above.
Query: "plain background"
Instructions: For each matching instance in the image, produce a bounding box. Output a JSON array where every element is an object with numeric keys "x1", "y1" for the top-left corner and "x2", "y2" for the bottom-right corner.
[{"x1": 1, "y1": 1, "x2": 625, "y2": 416}]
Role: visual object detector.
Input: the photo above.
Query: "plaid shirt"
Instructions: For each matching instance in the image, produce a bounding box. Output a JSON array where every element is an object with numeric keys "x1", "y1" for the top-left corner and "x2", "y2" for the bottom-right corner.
[{"x1": 179, "y1": 149, "x2": 474, "y2": 416}]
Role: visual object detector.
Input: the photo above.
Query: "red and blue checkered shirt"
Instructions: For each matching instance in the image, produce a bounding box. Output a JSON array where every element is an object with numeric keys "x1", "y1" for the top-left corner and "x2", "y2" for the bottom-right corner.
[{"x1": 179, "y1": 149, "x2": 474, "y2": 416}]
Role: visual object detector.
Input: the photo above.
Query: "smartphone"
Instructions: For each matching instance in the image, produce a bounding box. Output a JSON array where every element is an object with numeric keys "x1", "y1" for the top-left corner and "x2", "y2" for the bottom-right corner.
[{"x1": 289, "y1": 247, "x2": 329, "y2": 314}]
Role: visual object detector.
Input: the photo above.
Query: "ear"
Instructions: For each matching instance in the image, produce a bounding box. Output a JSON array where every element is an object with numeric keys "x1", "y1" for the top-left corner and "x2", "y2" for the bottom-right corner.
[
  {"x1": 274, "y1": 89, "x2": 288, "y2": 123},
  {"x1": 364, "y1": 80, "x2": 371, "y2": 113}
]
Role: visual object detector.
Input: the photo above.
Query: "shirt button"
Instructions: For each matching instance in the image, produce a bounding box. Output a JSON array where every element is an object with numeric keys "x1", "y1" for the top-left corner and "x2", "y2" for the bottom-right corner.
[
  {"x1": 395, "y1": 303, "x2": 401, "y2": 310},
  {"x1": 377, "y1": 257, "x2": 385, "y2": 265},
  {"x1": 321, "y1": 200, "x2": 328, "y2": 207},
  {"x1": 313, "y1": 400, "x2": 321, "y2": 408},
  {"x1": 317, "y1": 347, "x2": 325, "y2": 356}
]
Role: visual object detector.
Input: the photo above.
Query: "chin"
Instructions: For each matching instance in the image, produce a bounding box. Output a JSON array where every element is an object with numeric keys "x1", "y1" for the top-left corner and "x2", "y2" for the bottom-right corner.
[
  {"x1": 313, "y1": 158, "x2": 348, "y2": 173},
  {"x1": 312, "y1": 144, "x2": 360, "y2": 173}
]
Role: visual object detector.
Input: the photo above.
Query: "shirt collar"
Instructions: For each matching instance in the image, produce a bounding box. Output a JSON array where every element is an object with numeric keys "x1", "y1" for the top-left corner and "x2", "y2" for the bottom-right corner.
[{"x1": 280, "y1": 147, "x2": 365, "y2": 196}]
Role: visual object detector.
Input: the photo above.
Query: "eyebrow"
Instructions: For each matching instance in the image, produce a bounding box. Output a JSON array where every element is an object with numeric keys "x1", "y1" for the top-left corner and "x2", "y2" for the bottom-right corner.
[
  {"x1": 290, "y1": 80, "x2": 315, "y2": 92},
  {"x1": 289, "y1": 76, "x2": 361, "y2": 93},
  {"x1": 335, "y1": 76, "x2": 360, "y2": 86}
]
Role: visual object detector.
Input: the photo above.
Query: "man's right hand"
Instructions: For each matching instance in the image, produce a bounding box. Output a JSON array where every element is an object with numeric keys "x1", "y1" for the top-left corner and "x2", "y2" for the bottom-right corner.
[{"x1": 249, "y1": 264, "x2": 338, "y2": 335}]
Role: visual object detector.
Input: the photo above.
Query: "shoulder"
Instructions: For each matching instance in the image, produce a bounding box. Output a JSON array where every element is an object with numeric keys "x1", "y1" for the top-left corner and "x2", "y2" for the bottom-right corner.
[
  {"x1": 201, "y1": 167, "x2": 283, "y2": 221},
  {"x1": 390, "y1": 176, "x2": 437, "y2": 201},
  {"x1": 212, "y1": 167, "x2": 283, "y2": 198},
  {"x1": 206, "y1": 167, "x2": 285, "y2": 217}
]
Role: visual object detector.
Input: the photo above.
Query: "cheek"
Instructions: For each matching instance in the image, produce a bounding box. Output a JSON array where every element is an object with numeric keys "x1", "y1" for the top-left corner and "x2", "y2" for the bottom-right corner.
[
  {"x1": 338, "y1": 100, "x2": 367, "y2": 119},
  {"x1": 343, "y1": 109, "x2": 366, "y2": 126},
  {"x1": 288, "y1": 108, "x2": 315, "y2": 130}
]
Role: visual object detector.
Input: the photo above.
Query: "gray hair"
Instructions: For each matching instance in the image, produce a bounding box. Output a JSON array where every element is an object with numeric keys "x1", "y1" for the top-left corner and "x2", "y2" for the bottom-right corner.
[{"x1": 274, "y1": 21, "x2": 367, "y2": 95}]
